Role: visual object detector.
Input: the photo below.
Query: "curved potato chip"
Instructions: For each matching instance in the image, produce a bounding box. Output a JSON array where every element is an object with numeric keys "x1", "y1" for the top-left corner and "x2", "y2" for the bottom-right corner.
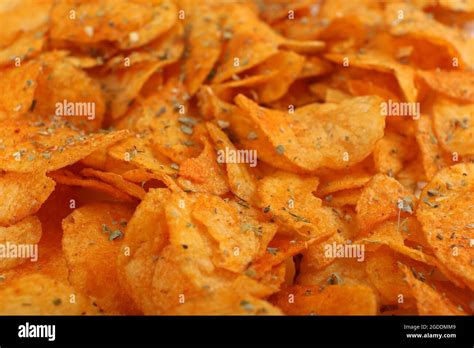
[
  {"x1": 356, "y1": 174, "x2": 415, "y2": 234},
  {"x1": 62, "y1": 203, "x2": 138, "y2": 314},
  {"x1": 250, "y1": 50, "x2": 306, "y2": 103},
  {"x1": 416, "y1": 163, "x2": 474, "y2": 290},
  {"x1": 50, "y1": 0, "x2": 176, "y2": 49},
  {"x1": 48, "y1": 169, "x2": 135, "y2": 202},
  {"x1": 400, "y1": 265, "x2": 465, "y2": 315},
  {"x1": 34, "y1": 55, "x2": 106, "y2": 130},
  {"x1": 385, "y1": 3, "x2": 474, "y2": 69},
  {"x1": 0, "y1": 274, "x2": 101, "y2": 315},
  {"x1": 117, "y1": 189, "x2": 172, "y2": 313},
  {"x1": 236, "y1": 94, "x2": 385, "y2": 172},
  {"x1": 180, "y1": 1, "x2": 221, "y2": 96},
  {"x1": 270, "y1": 284, "x2": 378, "y2": 315},
  {"x1": 81, "y1": 168, "x2": 146, "y2": 200},
  {"x1": 165, "y1": 288, "x2": 282, "y2": 315},
  {"x1": 99, "y1": 61, "x2": 162, "y2": 121},
  {"x1": 0, "y1": 60, "x2": 41, "y2": 120},
  {"x1": 0, "y1": 216, "x2": 42, "y2": 271},
  {"x1": 417, "y1": 70, "x2": 474, "y2": 103},
  {"x1": 373, "y1": 131, "x2": 417, "y2": 176},
  {"x1": 415, "y1": 115, "x2": 447, "y2": 180},
  {"x1": 325, "y1": 50, "x2": 418, "y2": 102},
  {"x1": 177, "y1": 137, "x2": 229, "y2": 195},
  {"x1": 0, "y1": 172, "x2": 55, "y2": 226},
  {"x1": 206, "y1": 123, "x2": 258, "y2": 205},
  {"x1": 365, "y1": 248, "x2": 414, "y2": 306},
  {"x1": 0, "y1": 119, "x2": 129, "y2": 173},
  {"x1": 432, "y1": 98, "x2": 474, "y2": 156},
  {"x1": 258, "y1": 171, "x2": 342, "y2": 240}
]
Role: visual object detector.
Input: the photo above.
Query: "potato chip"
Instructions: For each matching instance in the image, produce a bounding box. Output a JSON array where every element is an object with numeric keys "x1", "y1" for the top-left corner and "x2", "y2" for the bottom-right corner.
[
  {"x1": 298, "y1": 56, "x2": 334, "y2": 79},
  {"x1": 81, "y1": 168, "x2": 146, "y2": 200},
  {"x1": 0, "y1": 172, "x2": 55, "y2": 226},
  {"x1": 250, "y1": 50, "x2": 306, "y2": 103},
  {"x1": 50, "y1": 0, "x2": 176, "y2": 49},
  {"x1": 180, "y1": 1, "x2": 221, "y2": 96},
  {"x1": 416, "y1": 163, "x2": 474, "y2": 290},
  {"x1": 432, "y1": 97, "x2": 474, "y2": 157},
  {"x1": 99, "y1": 61, "x2": 162, "y2": 121},
  {"x1": 117, "y1": 189, "x2": 171, "y2": 313},
  {"x1": 415, "y1": 115, "x2": 447, "y2": 180},
  {"x1": 165, "y1": 287, "x2": 282, "y2": 315},
  {"x1": 236, "y1": 94, "x2": 385, "y2": 172},
  {"x1": 258, "y1": 171, "x2": 342, "y2": 240},
  {"x1": 0, "y1": 60, "x2": 41, "y2": 120},
  {"x1": 0, "y1": 0, "x2": 51, "y2": 67},
  {"x1": 107, "y1": 135, "x2": 175, "y2": 176},
  {"x1": 33, "y1": 55, "x2": 106, "y2": 130},
  {"x1": 385, "y1": 3, "x2": 474, "y2": 69},
  {"x1": 62, "y1": 203, "x2": 138, "y2": 314},
  {"x1": 356, "y1": 174, "x2": 415, "y2": 233},
  {"x1": 0, "y1": 273, "x2": 104, "y2": 315},
  {"x1": 210, "y1": 4, "x2": 323, "y2": 83},
  {"x1": 417, "y1": 70, "x2": 474, "y2": 103},
  {"x1": 48, "y1": 169, "x2": 135, "y2": 203},
  {"x1": 325, "y1": 51, "x2": 418, "y2": 102},
  {"x1": 192, "y1": 194, "x2": 272, "y2": 273},
  {"x1": 0, "y1": 216, "x2": 42, "y2": 271},
  {"x1": 400, "y1": 265, "x2": 466, "y2": 315},
  {"x1": 0, "y1": 119, "x2": 128, "y2": 173},
  {"x1": 206, "y1": 123, "x2": 258, "y2": 205},
  {"x1": 373, "y1": 131, "x2": 417, "y2": 176},
  {"x1": 317, "y1": 170, "x2": 372, "y2": 197},
  {"x1": 177, "y1": 136, "x2": 229, "y2": 195},
  {"x1": 270, "y1": 284, "x2": 378, "y2": 315},
  {"x1": 246, "y1": 237, "x2": 309, "y2": 278}
]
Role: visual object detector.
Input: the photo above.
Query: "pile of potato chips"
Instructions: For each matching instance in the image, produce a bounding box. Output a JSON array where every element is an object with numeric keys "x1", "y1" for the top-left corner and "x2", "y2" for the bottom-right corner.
[{"x1": 0, "y1": 0, "x2": 472, "y2": 316}]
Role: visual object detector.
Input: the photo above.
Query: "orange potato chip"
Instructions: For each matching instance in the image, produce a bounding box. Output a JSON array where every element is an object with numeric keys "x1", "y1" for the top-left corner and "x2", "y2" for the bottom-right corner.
[
  {"x1": 400, "y1": 265, "x2": 466, "y2": 315},
  {"x1": 325, "y1": 50, "x2": 418, "y2": 102},
  {"x1": 385, "y1": 2, "x2": 474, "y2": 69},
  {"x1": 270, "y1": 284, "x2": 378, "y2": 315},
  {"x1": 236, "y1": 94, "x2": 385, "y2": 172},
  {"x1": 356, "y1": 174, "x2": 415, "y2": 233},
  {"x1": 99, "y1": 61, "x2": 162, "y2": 121},
  {"x1": 0, "y1": 273, "x2": 103, "y2": 315},
  {"x1": 417, "y1": 70, "x2": 474, "y2": 103},
  {"x1": 0, "y1": 119, "x2": 129, "y2": 173},
  {"x1": 180, "y1": 1, "x2": 221, "y2": 96},
  {"x1": 0, "y1": 172, "x2": 55, "y2": 226},
  {"x1": 416, "y1": 163, "x2": 474, "y2": 290},
  {"x1": 373, "y1": 131, "x2": 417, "y2": 176},
  {"x1": 258, "y1": 171, "x2": 342, "y2": 240},
  {"x1": 0, "y1": 60, "x2": 41, "y2": 120},
  {"x1": 250, "y1": 50, "x2": 306, "y2": 103},
  {"x1": 48, "y1": 169, "x2": 135, "y2": 203},
  {"x1": 165, "y1": 287, "x2": 282, "y2": 315},
  {"x1": 432, "y1": 97, "x2": 474, "y2": 157},
  {"x1": 415, "y1": 115, "x2": 447, "y2": 180},
  {"x1": 0, "y1": 216, "x2": 42, "y2": 271},
  {"x1": 206, "y1": 123, "x2": 258, "y2": 205},
  {"x1": 50, "y1": 0, "x2": 177, "y2": 49},
  {"x1": 81, "y1": 168, "x2": 146, "y2": 200},
  {"x1": 33, "y1": 54, "x2": 106, "y2": 130},
  {"x1": 62, "y1": 202, "x2": 138, "y2": 314},
  {"x1": 177, "y1": 136, "x2": 229, "y2": 195}
]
